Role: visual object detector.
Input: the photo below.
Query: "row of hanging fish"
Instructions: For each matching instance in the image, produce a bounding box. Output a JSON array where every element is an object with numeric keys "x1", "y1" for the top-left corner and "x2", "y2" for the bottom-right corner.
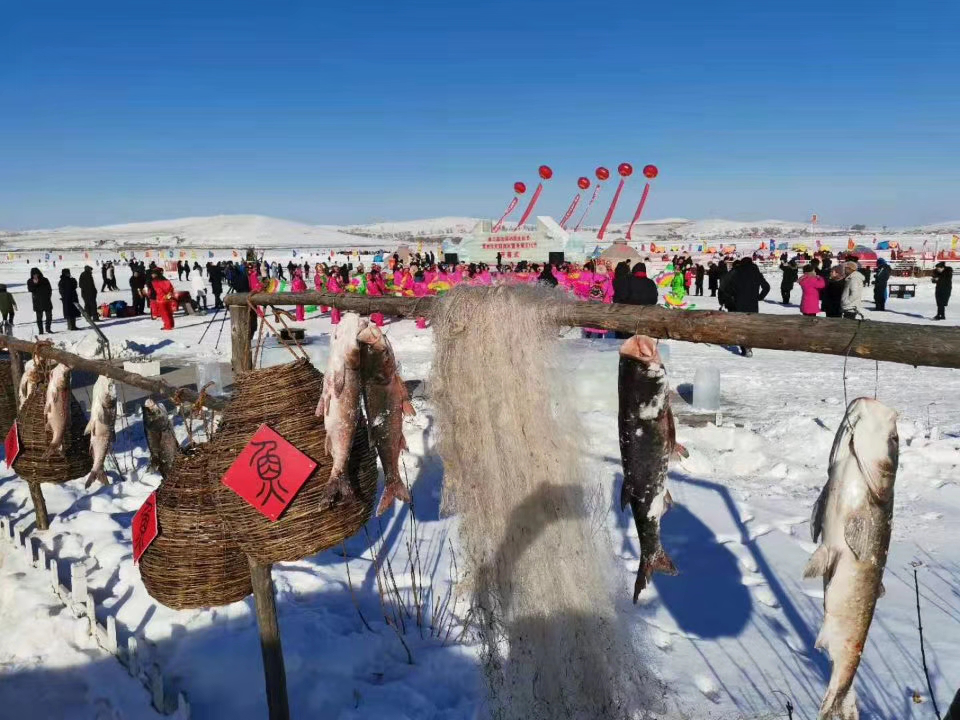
[
  {"x1": 616, "y1": 334, "x2": 898, "y2": 720},
  {"x1": 318, "y1": 312, "x2": 414, "y2": 516}
]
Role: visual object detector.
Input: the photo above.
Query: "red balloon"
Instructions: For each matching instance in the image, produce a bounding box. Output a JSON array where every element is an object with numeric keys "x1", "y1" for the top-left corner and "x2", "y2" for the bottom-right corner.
[
  {"x1": 618, "y1": 162, "x2": 634, "y2": 177},
  {"x1": 538, "y1": 165, "x2": 553, "y2": 180},
  {"x1": 643, "y1": 164, "x2": 659, "y2": 179},
  {"x1": 596, "y1": 166, "x2": 610, "y2": 181},
  {"x1": 577, "y1": 176, "x2": 590, "y2": 190},
  {"x1": 514, "y1": 181, "x2": 527, "y2": 195}
]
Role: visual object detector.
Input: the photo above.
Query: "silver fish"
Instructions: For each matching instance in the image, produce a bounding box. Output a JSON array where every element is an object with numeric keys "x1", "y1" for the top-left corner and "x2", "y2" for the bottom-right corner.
[
  {"x1": 19, "y1": 359, "x2": 42, "y2": 409},
  {"x1": 804, "y1": 397, "x2": 899, "y2": 720},
  {"x1": 142, "y1": 398, "x2": 180, "y2": 479},
  {"x1": 43, "y1": 363, "x2": 71, "y2": 457},
  {"x1": 618, "y1": 335, "x2": 686, "y2": 601},
  {"x1": 357, "y1": 324, "x2": 415, "y2": 516},
  {"x1": 317, "y1": 313, "x2": 368, "y2": 504},
  {"x1": 84, "y1": 376, "x2": 117, "y2": 488}
]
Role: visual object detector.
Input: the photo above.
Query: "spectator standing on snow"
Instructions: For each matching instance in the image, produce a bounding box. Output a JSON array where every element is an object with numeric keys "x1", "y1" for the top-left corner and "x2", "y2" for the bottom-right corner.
[
  {"x1": 0, "y1": 284, "x2": 17, "y2": 333},
  {"x1": 840, "y1": 261, "x2": 864, "y2": 319},
  {"x1": 873, "y1": 258, "x2": 891, "y2": 311},
  {"x1": 27, "y1": 268, "x2": 53, "y2": 335},
  {"x1": 707, "y1": 262, "x2": 720, "y2": 297},
  {"x1": 79, "y1": 265, "x2": 99, "y2": 319},
  {"x1": 209, "y1": 264, "x2": 224, "y2": 309},
  {"x1": 779, "y1": 259, "x2": 799, "y2": 304},
  {"x1": 130, "y1": 268, "x2": 147, "y2": 315},
  {"x1": 106, "y1": 262, "x2": 117, "y2": 290},
  {"x1": 628, "y1": 262, "x2": 659, "y2": 306},
  {"x1": 151, "y1": 269, "x2": 176, "y2": 331},
  {"x1": 723, "y1": 257, "x2": 769, "y2": 357},
  {"x1": 58, "y1": 269, "x2": 80, "y2": 331},
  {"x1": 822, "y1": 266, "x2": 845, "y2": 317},
  {"x1": 933, "y1": 261, "x2": 953, "y2": 320},
  {"x1": 176, "y1": 260, "x2": 184, "y2": 281},
  {"x1": 694, "y1": 264, "x2": 705, "y2": 296},
  {"x1": 191, "y1": 269, "x2": 208, "y2": 311},
  {"x1": 101, "y1": 263, "x2": 109, "y2": 291}
]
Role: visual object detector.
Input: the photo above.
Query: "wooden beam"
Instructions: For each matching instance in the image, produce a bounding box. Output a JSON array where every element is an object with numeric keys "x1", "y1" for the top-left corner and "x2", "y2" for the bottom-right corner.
[
  {"x1": 230, "y1": 306, "x2": 253, "y2": 373},
  {"x1": 0, "y1": 336, "x2": 227, "y2": 411},
  {"x1": 248, "y1": 559, "x2": 289, "y2": 720},
  {"x1": 225, "y1": 291, "x2": 960, "y2": 370}
]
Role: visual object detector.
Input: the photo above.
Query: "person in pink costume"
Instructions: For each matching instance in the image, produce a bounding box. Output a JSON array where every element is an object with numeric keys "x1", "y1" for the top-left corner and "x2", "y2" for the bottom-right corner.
[
  {"x1": 366, "y1": 267, "x2": 386, "y2": 327},
  {"x1": 326, "y1": 271, "x2": 344, "y2": 325},
  {"x1": 798, "y1": 264, "x2": 826, "y2": 316},
  {"x1": 291, "y1": 269, "x2": 307, "y2": 321}
]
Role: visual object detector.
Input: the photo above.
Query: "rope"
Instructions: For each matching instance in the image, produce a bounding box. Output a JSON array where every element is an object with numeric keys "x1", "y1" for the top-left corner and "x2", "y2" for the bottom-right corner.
[{"x1": 842, "y1": 318, "x2": 864, "y2": 411}]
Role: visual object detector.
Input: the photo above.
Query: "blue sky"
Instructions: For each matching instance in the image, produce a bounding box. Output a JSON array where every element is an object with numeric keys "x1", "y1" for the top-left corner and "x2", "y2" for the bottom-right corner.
[{"x1": 2, "y1": 0, "x2": 958, "y2": 229}]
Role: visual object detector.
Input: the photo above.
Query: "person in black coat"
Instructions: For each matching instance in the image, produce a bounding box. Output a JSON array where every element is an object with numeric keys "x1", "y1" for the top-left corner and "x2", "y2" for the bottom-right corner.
[
  {"x1": 27, "y1": 267, "x2": 54, "y2": 334},
  {"x1": 821, "y1": 266, "x2": 845, "y2": 318},
  {"x1": 78, "y1": 266, "x2": 99, "y2": 319},
  {"x1": 628, "y1": 262, "x2": 659, "y2": 306},
  {"x1": 209, "y1": 264, "x2": 224, "y2": 309},
  {"x1": 779, "y1": 260, "x2": 799, "y2": 304},
  {"x1": 872, "y1": 258, "x2": 891, "y2": 311},
  {"x1": 58, "y1": 269, "x2": 80, "y2": 331},
  {"x1": 707, "y1": 262, "x2": 721, "y2": 296},
  {"x1": 722, "y1": 257, "x2": 770, "y2": 357},
  {"x1": 100, "y1": 263, "x2": 110, "y2": 291},
  {"x1": 612, "y1": 261, "x2": 631, "y2": 305},
  {"x1": 694, "y1": 264, "x2": 705, "y2": 296},
  {"x1": 130, "y1": 268, "x2": 147, "y2": 315},
  {"x1": 537, "y1": 264, "x2": 558, "y2": 287},
  {"x1": 933, "y1": 262, "x2": 953, "y2": 320}
]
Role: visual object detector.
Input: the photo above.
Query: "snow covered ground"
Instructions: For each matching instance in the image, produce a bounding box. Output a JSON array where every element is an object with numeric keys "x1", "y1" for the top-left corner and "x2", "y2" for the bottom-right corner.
[{"x1": 1, "y1": 259, "x2": 958, "y2": 719}]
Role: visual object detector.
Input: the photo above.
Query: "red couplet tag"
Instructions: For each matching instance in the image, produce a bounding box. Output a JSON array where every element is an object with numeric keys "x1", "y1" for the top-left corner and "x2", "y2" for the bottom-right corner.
[
  {"x1": 221, "y1": 424, "x2": 317, "y2": 522},
  {"x1": 5, "y1": 421, "x2": 20, "y2": 469},
  {"x1": 132, "y1": 492, "x2": 159, "y2": 564}
]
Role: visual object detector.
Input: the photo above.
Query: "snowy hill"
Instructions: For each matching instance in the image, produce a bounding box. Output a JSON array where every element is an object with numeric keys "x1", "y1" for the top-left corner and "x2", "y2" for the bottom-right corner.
[
  {"x1": 335, "y1": 217, "x2": 480, "y2": 238},
  {"x1": 0, "y1": 214, "x2": 383, "y2": 252}
]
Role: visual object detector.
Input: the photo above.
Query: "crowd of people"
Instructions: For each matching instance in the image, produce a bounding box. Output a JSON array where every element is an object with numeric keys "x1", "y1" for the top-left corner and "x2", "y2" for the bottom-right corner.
[{"x1": 5, "y1": 249, "x2": 955, "y2": 339}]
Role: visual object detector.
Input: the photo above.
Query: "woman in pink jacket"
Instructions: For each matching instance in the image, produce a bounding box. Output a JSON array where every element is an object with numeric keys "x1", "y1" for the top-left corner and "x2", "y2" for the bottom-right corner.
[
  {"x1": 797, "y1": 264, "x2": 826, "y2": 316},
  {"x1": 326, "y1": 271, "x2": 344, "y2": 325},
  {"x1": 412, "y1": 269, "x2": 430, "y2": 329},
  {"x1": 314, "y1": 264, "x2": 330, "y2": 313},
  {"x1": 291, "y1": 269, "x2": 307, "y2": 321},
  {"x1": 366, "y1": 268, "x2": 387, "y2": 327}
]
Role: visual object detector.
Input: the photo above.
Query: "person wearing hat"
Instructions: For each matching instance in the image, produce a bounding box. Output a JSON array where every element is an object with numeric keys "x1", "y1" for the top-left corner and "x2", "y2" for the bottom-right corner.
[
  {"x1": 150, "y1": 268, "x2": 176, "y2": 330},
  {"x1": 58, "y1": 268, "x2": 80, "y2": 331},
  {"x1": 0, "y1": 284, "x2": 17, "y2": 333},
  {"x1": 932, "y1": 261, "x2": 953, "y2": 320},
  {"x1": 79, "y1": 265, "x2": 99, "y2": 319},
  {"x1": 26, "y1": 267, "x2": 53, "y2": 334}
]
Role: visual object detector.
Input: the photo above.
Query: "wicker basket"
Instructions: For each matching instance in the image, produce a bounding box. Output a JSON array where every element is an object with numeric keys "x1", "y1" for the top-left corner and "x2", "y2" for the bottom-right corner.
[
  {"x1": 0, "y1": 360, "x2": 16, "y2": 438},
  {"x1": 13, "y1": 381, "x2": 93, "y2": 484},
  {"x1": 139, "y1": 445, "x2": 253, "y2": 609},
  {"x1": 212, "y1": 359, "x2": 379, "y2": 565}
]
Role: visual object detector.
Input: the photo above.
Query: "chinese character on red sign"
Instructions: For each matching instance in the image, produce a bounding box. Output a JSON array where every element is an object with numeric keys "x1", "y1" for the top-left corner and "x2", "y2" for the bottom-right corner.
[
  {"x1": 220, "y1": 424, "x2": 317, "y2": 522},
  {"x1": 4, "y1": 421, "x2": 19, "y2": 468},
  {"x1": 132, "y1": 492, "x2": 159, "y2": 563}
]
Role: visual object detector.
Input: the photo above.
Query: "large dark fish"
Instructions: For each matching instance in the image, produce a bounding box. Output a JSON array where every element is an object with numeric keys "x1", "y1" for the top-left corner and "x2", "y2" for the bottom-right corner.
[
  {"x1": 142, "y1": 398, "x2": 180, "y2": 479},
  {"x1": 803, "y1": 397, "x2": 898, "y2": 720},
  {"x1": 618, "y1": 335, "x2": 685, "y2": 602}
]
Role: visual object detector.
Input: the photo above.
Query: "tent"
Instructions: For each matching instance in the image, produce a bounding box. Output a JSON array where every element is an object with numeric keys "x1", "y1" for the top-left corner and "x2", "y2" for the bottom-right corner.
[
  {"x1": 599, "y1": 241, "x2": 641, "y2": 265},
  {"x1": 876, "y1": 240, "x2": 890, "y2": 250},
  {"x1": 848, "y1": 245, "x2": 878, "y2": 267}
]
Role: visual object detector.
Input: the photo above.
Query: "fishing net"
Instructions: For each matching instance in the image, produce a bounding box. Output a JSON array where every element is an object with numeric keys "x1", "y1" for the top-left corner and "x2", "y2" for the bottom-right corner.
[
  {"x1": 139, "y1": 444, "x2": 253, "y2": 609},
  {"x1": 212, "y1": 359, "x2": 379, "y2": 565},
  {"x1": 13, "y1": 380, "x2": 92, "y2": 484},
  {"x1": 431, "y1": 285, "x2": 661, "y2": 720}
]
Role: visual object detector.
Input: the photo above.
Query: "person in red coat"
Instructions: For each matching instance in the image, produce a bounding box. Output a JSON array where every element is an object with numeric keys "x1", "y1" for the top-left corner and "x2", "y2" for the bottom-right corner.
[{"x1": 151, "y1": 269, "x2": 176, "y2": 330}]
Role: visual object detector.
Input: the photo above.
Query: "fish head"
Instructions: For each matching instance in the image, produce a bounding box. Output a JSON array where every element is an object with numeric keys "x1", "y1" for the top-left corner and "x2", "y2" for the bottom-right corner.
[
  {"x1": 332, "y1": 313, "x2": 366, "y2": 369},
  {"x1": 841, "y1": 397, "x2": 899, "y2": 502},
  {"x1": 619, "y1": 335, "x2": 664, "y2": 370}
]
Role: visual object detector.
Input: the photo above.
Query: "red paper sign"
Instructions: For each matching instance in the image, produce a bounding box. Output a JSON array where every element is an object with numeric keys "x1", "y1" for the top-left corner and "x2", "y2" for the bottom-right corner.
[
  {"x1": 5, "y1": 421, "x2": 19, "y2": 468},
  {"x1": 220, "y1": 424, "x2": 317, "y2": 522},
  {"x1": 132, "y1": 492, "x2": 159, "y2": 564}
]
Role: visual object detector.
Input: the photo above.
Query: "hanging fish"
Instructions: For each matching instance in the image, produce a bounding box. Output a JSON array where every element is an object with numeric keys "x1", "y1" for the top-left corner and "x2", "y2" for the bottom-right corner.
[
  {"x1": 142, "y1": 398, "x2": 180, "y2": 479},
  {"x1": 19, "y1": 359, "x2": 42, "y2": 409},
  {"x1": 317, "y1": 313, "x2": 367, "y2": 504},
  {"x1": 357, "y1": 324, "x2": 415, "y2": 516},
  {"x1": 42, "y1": 363, "x2": 71, "y2": 457},
  {"x1": 618, "y1": 335, "x2": 686, "y2": 601},
  {"x1": 84, "y1": 376, "x2": 117, "y2": 488},
  {"x1": 804, "y1": 398, "x2": 899, "y2": 720}
]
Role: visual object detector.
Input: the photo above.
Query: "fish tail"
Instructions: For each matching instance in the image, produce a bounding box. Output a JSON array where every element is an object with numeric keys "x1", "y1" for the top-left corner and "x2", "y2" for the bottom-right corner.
[
  {"x1": 633, "y1": 549, "x2": 678, "y2": 602},
  {"x1": 322, "y1": 466, "x2": 353, "y2": 507},
  {"x1": 84, "y1": 468, "x2": 110, "y2": 489},
  {"x1": 376, "y1": 478, "x2": 412, "y2": 517},
  {"x1": 818, "y1": 687, "x2": 857, "y2": 720}
]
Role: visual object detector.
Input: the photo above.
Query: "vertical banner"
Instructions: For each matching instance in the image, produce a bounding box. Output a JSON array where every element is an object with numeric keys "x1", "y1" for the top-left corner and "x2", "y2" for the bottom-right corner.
[
  {"x1": 574, "y1": 166, "x2": 609, "y2": 231},
  {"x1": 625, "y1": 165, "x2": 658, "y2": 241},
  {"x1": 514, "y1": 165, "x2": 552, "y2": 229},
  {"x1": 560, "y1": 176, "x2": 591, "y2": 229},
  {"x1": 597, "y1": 163, "x2": 633, "y2": 240},
  {"x1": 492, "y1": 194, "x2": 521, "y2": 233}
]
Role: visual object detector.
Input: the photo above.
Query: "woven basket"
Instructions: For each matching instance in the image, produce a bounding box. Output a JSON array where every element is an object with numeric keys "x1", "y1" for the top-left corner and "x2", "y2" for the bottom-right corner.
[
  {"x1": 139, "y1": 445, "x2": 253, "y2": 609},
  {"x1": 13, "y1": 381, "x2": 92, "y2": 484},
  {"x1": 212, "y1": 359, "x2": 379, "y2": 565},
  {"x1": 0, "y1": 360, "x2": 16, "y2": 438}
]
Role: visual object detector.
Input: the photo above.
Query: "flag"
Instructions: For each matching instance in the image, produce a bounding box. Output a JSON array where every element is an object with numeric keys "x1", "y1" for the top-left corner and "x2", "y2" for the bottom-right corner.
[
  {"x1": 847, "y1": 237, "x2": 855, "y2": 251},
  {"x1": 208, "y1": 250, "x2": 214, "y2": 258},
  {"x1": 953, "y1": 235, "x2": 959, "y2": 250},
  {"x1": 810, "y1": 214, "x2": 818, "y2": 224}
]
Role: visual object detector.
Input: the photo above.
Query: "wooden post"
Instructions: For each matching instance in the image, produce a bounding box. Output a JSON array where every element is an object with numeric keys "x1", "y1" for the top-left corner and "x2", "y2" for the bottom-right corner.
[
  {"x1": 248, "y1": 559, "x2": 289, "y2": 720},
  {"x1": 10, "y1": 348, "x2": 23, "y2": 404},
  {"x1": 230, "y1": 306, "x2": 253, "y2": 373},
  {"x1": 28, "y1": 483, "x2": 50, "y2": 531}
]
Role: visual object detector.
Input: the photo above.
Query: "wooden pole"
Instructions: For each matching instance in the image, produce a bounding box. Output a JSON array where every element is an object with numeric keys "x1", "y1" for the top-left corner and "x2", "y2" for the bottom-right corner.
[
  {"x1": 0, "y1": 337, "x2": 227, "y2": 411},
  {"x1": 230, "y1": 306, "x2": 253, "y2": 373},
  {"x1": 8, "y1": 350, "x2": 50, "y2": 530},
  {"x1": 225, "y1": 291, "x2": 960, "y2": 370},
  {"x1": 248, "y1": 559, "x2": 289, "y2": 720}
]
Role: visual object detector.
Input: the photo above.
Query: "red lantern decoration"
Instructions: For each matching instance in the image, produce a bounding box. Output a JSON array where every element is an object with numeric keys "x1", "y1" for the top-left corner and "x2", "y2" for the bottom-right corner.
[
  {"x1": 538, "y1": 165, "x2": 553, "y2": 180},
  {"x1": 514, "y1": 181, "x2": 527, "y2": 195},
  {"x1": 618, "y1": 162, "x2": 634, "y2": 177},
  {"x1": 643, "y1": 164, "x2": 659, "y2": 179},
  {"x1": 596, "y1": 167, "x2": 610, "y2": 181},
  {"x1": 577, "y1": 176, "x2": 590, "y2": 190}
]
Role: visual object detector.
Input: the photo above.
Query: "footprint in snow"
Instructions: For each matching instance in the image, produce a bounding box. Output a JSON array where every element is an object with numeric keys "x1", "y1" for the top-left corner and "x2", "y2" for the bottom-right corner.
[
  {"x1": 652, "y1": 629, "x2": 673, "y2": 651},
  {"x1": 695, "y1": 675, "x2": 722, "y2": 702},
  {"x1": 754, "y1": 586, "x2": 780, "y2": 608},
  {"x1": 748, "y1": 524, "x2": 773, "y2": 540}
]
